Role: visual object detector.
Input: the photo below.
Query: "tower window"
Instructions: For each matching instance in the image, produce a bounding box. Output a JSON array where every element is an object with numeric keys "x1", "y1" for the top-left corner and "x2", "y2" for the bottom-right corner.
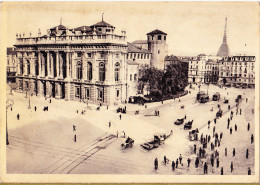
[{"x1": 158, "y1": 35, "x2": 161, "y2": 40}]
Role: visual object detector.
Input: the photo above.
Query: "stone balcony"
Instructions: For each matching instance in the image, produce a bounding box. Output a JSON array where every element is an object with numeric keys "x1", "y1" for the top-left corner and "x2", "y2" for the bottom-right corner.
[{"x1": 15, "y1": 34, "x2": 127, "y2": 46}]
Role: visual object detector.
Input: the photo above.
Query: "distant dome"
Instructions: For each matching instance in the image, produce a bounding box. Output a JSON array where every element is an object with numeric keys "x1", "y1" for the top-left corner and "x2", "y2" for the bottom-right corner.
[{"x1": 217, "y1": 42, "x2": 230, "y2": 56}]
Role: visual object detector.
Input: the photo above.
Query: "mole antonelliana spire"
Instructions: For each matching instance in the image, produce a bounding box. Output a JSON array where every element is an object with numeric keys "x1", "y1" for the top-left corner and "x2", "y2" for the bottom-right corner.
[{"x1": 217, "y1": 16, "x2": 230, "y2": 56}]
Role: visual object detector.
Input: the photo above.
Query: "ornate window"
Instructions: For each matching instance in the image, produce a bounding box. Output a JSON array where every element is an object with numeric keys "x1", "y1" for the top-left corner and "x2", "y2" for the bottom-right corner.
[
  {"x1": 76, "y1": 61, "x2": 82, "y2": 79},
  {"x1": 115, "y1": 62, "x2": 120, "y2": 81},
  {"x1": 99, "y1": 62, "x2": 105, "y2": 81},
  {"x1": 27, "y1": 60, "x2": 30, "y2": 75},
  {"x1": 87, "y1": 62, "x2": 92, "y2": 80}
]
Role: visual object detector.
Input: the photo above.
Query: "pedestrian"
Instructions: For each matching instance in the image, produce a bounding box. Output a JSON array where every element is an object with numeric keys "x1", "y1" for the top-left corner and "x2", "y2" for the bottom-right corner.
[
  {"x1": 228, "y1": 118, "x2": 230, "y2": 124},
  {"x1": 246, "y1": 149, "x2": 249, "y2": 159},
  {"x1": 200, "y1": 133, "x2": 203, "y2": 143},
  {"x1": 233, "y1": 148, "x2": 236, "y2": 157},
  {"x1": 247, "y1": 123, "x2": 250, "y2": 131},
  {"x1": 220, "y1": 132, "x2": 223, "y2": 140},
  {"x1": 221, "y1": 167, "x2": 224, "y2": 175},
  {"x1": 248, "y1": 167, "x2": 251, "y2": 175},
  {"x1": 210, "y1": 156, "x2": 214, "y2": 167},
  {"x1": 50, "y1": 99, "x2": 51, "y2": 103},
  {"x1": 184, "y1": 114, "x2": 186, "y2": 119},
  {"x1": 109, "y1": 121, "x2": 111, "y2": 128},
  {"x1": 194, "y1": 144, "x2": 196, "y2": 154},
  {"x1": 225, "y1": 148, "x2": 227, "y2": 156},
  {"x1": 73, "y1": 125, "x2": 76, "y2": 131},
  {"x1": 34, "y1": 106, "x2": 37, "y2": 111},
  {"x1": 214, "y1": 118, "x2": 216, "y2": 124},
  {"x1": 164, "y1": 155, "x2": 167, "y2": 165},
  {"x1": 208, "y1": 135, "x2": 211, "y2": 143},
  {"x1": 116, "y1": 131, "x2": 119, "y2": 138},
  {"x1": 195, "y1": 157, "x2": 199, "y2": 168},
  {"x1": 240, "y1": 108, "x2": 242, "y2": 115},
  {"x1": 208, "y1": 120, "x2": 210, "y2": 126},
  {"x1": 230, "y1": 162, "x2": 234, "y2": 173},
  {"x1": 213, "y1": 126, "x2": 215, "y2": 135},
  {"x1": 199, "y1": 147, "x2": 202, "y2": 156},
  {"x1": 107, "y1": 105, "x2": 108, "y2": 109},
  {"x1": 187, "y1": 158, "x2": 191, "y2": 168},
  {"x1": 123, "y1": 131, "x2": 125, "y2": 138},
  {"x1": 230, "y1": 127, "x2": 232, "y2": 135},
  {"x1": 17, "y1": 113, "x2": 20, "y2": 120},
  {"x1": 176, "y1": 159, "x2": 179, "y2": 168},
  {"x1": 235, "y1": 124, "x2": 237, "y2": 131},
  {"x1": 215, "y1": 138, "x2": 217, "y2": 147},
  {"x1": 119, "y1": 114, "x2": 122, "y2": 120},
  {"x1": 154, "y1": 158, "x2": 158, "y2": 170},
  {"x1": 204, "y1": 162, "x2": 208, "y2": 174},
  {"x1": 76, "y1": 110, "x2": 78, "y2": 114},
  {"x1": 172, "y1": 161, "x2": 175, "y2": 171},
  {"x1": 179, "y1": 154, "x2": 182, "y2": 164},
  {"x1": 74, "y1": 134, "x2": 77, "y2": 142},
  {"x1": 217, "y1": 158, "x2": 219, "y2": 168},
  {"x1": 251, "y1": 134, "x2": 254, "y2": 144}
]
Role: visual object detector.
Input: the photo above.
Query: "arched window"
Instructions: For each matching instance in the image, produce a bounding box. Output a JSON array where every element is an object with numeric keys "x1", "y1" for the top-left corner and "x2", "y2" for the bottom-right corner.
[
  {"x1": 115, "y1": 62, "x2": 120, "y2": 81},
  {"x1": 76, "y1": 61, "x2": 82, "y2": 79},
  {"x1": 87, "y1": 62, "x2": 92, "y2": 80},
  {"x1": 99, "y1": 62, "x2": 105, "y2": 81},
  {"x1": 20, "y1": 59, "x2": 24, "y2": 75},
  {"x1": 27, "y1": 60, "x2": 30, "y2": 75}
]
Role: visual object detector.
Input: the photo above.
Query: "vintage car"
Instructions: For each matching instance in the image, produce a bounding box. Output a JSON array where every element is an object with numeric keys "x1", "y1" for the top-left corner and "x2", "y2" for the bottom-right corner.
[
  {"x1": 225, "y1": 83, "x2": 231, "y2": 87},
  {"x1": 212, "y1": 92, "x2": 220, "y2": 101},
  {"x1": 224, "y1": 99, "x2": 229, "y2": 104},
  {"x1": 121, "y1": 137, "x2": 134, "y2": 149},
  {"x1": 184, "y1": 120, "x2": 193, "y2": 130},
  {"x1": 174, "y1": 118, "x2": 184, "y2": 125},
  {"x1": 140, "y1": 131, "x2": 173, "y2": 151}
]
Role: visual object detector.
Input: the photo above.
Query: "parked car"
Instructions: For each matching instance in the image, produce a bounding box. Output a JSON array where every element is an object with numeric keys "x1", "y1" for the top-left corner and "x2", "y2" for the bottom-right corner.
[
  {"x1": 174, "y1": 118, "x2": 184, "y2": 125},
  {"x1": 212, "y1": 92, "x2": 220, "y2": 101},
  {"x1": 225, "y1": 83, "x2": 231, "y2": 87}
]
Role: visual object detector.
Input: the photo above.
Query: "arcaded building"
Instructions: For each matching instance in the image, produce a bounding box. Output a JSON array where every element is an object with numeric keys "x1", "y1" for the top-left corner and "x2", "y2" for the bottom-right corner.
[{"x1": 15, "y1": 19, "x2": 128, "y2": 105}]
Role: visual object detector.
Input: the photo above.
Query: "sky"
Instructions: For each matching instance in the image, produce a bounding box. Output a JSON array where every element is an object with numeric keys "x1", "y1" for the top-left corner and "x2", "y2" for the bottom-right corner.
[{"x1": 1, "y1": 1, "x2": 259, "y2": 56}]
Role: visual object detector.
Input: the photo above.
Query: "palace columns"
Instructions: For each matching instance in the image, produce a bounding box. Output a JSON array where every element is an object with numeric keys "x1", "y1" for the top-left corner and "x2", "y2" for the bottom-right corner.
[
  {"x1": 55, "y1": 51, "x2": 60, "y2": 78},
  {"x1": 46, "y1": 51, "x2": 50, "y2": 77}
]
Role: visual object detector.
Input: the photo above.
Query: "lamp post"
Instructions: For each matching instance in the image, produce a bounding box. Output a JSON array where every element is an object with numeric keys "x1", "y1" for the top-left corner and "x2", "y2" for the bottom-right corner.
[
  {"x1": 28, "y1": 92, "x2": 31, "y2": 109},
  {"x1": 6, "y1": 99, "x2": 14, "y2": 145}
]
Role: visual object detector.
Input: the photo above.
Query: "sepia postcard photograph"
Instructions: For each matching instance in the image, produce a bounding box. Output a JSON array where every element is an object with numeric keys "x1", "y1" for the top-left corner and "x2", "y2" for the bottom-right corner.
[{"x1": 0, "y1": 1, "x2": 259, "y2": 183}]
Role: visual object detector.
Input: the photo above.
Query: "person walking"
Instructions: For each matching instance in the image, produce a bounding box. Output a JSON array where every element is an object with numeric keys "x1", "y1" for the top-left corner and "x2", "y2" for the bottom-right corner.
[
  {"x1": 210, "y1": 156, "x2": 214, "y2": 167},
  {"x1": 74, "y1": 134, "x2": 77, "y2": 142},
  {"x1": 17, "y1": 113, "x2": 20, "y2": 120},
  {"x1": 194, "y1": 144, "x2": 197, "y2": 154},
  {"x1": 73, "y1": 125, "x2": 76, "y2": 131},
  {"x1": 230, "y1": 162, "x2": 234, "y2": 173},
  {"x1": 179, "y1": 154, "x2": 182, "y2": 165},
  {"x1": 34, "y1": 106, "x2": 37, "y2": 111},
  {"x1": 119, "y1": 114, "x2": 122, "y2": 120},
  {"x1": 235, "y1": 124, "x2": 237, "y2": 131},
  {"x1": 246, "y1": 149, "x2": 249, "y2": 159},
  {"x1": 233, "y1": 148, "x2": 236, "y2": 157},
  {"x1": 208, "y1": 135, "x2": 211, "y2": 143},
  {"x1": 251, "y1": 134, "x2": 254, "y2": 144},
  {"x1": 221, "y1": 167, "x2": 224, "y2": 175},
  {"x1": 247, "y1": 123, "x2": 250, "y2": 131},
  {"x1": 248, "y1": 167, "x2": 251, "y2": 175},
  {"x1": 172, "y1": 161, "x2": 175, "y2": 171},
  {"x1": 49, "y1": 99, "x2": 51, "y2": 103},
  {"x1": 176, "y1": 159, "x2": 179, "y2": 168},
  {"x1": 195, "y1": 157, "x2": 199, "y2": 168},
  {"x1": 204, "y1": 162, "x2": 208, "y2": 174},
  {"x1": 187, "y1": 158, "x2": 191, "y2": 168},
  {"x1": 240, "y1": 108, "x2": 242, "y2": 115},
  {"x1": 216, "y1": 158, "x2": 220, "y2": 168},
  {"x1": 220, "y1": 132, "x2": 223, "y2": 140},
  {"x1": 109, "y1": 121, "x2": 111, "y2": 128},
  {"x1": 214, "y1": 118, "x2": 216, "y2": 124},
  {"x1": 230, "y1": 127, "x2": 233, "y2": 135},
  {"x1": 154, "y1": 158, "x2": 158, "y2": 170},
  {"x1": 225, "y1": 148, "x2": 227, "y2": 156},
  {"x1": 164, "y1": 155, "x2": 167, "y2": 165}
]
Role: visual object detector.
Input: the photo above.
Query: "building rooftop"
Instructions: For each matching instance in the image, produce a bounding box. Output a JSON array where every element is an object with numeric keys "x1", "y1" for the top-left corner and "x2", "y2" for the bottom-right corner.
[
  {"x1": 50, "y1": 24, "x2": 67, "y2": 30},
  {"x1": 127, "y1": 42, "x2": 150, "y2": 53},
  {"x1": 90, "y1": 20, "x2": 115, "y2": 28},
  {"x1": 132, "y1": 40, "x2": 147, "y2": 44},
  {"x1": 147, "y1": 29, "x2": 167, "y2": 35},
  {"x1": 74, "y1": 26, "x2": 92, "y2": 32}
]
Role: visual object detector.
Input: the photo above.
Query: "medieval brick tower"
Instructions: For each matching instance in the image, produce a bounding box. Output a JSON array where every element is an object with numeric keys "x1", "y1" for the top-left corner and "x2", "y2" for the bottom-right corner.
[{"x1": 147, "y1": 29, "x2": 168, "y2": 70}]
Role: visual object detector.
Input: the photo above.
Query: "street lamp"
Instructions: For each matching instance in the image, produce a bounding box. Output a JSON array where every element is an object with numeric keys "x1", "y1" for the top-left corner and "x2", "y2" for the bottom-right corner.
[
  {"x1": 28, "y1": 91, "x2": 31, "y2": 109},
  {"x1": 6, "y1": 99, "x2": 14, "y2": 145}
]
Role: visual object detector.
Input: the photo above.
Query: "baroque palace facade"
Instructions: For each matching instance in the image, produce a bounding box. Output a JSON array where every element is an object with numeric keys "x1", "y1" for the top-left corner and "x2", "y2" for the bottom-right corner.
[{"x1": 15, "y1": 19, "x2": 128, "y2": 105}]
